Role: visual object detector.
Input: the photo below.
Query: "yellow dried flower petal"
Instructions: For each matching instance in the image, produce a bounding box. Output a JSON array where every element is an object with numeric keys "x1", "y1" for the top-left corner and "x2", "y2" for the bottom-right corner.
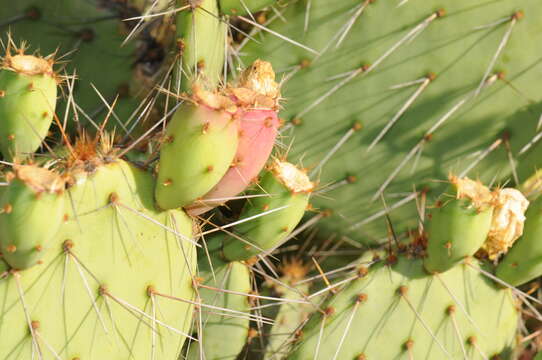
[{"x1": 483, "y1": 188, "x2": 529, "y2": 260}]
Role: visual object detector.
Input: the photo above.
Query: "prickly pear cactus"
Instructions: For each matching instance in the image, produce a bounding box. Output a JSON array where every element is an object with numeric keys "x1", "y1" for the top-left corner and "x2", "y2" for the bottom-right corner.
[
  {"x1": 155, "y1": 88, "x2": 240, "y2": 209},
  {"x1": 0, "y1": 0, "x2": 140, "y2": 131},
  {"x1": 254, "y1": 175, "x2": 531, "y2": 360},
  {"x1": 239, "y1": 0, "x2": 542, "y2": 243},
  {"x1": 176, "y1": 0, "x2": 226, "y2": 89},
  {"x1": 497, "y1": 188, "x2": 542, "y2": 286},
  {"x1": 221, "y1": 159, "x2": 314, "y2": 261},
  {"x1": 288, "y1": 256, "x2": 518, "y2": 360},
  {"x1": 4, "y1": 0, "x2": 542, "y2": 359},
  {"x1": 424, "y1": 176, "x2": 496, "y2": 273},
  {"x1": 183, "y1": 158, "x2": 313, "y2": 360},
  {"x1": 0, "y1": 155, "x2": 197, "y2": 359},
  {"x1": 186, "y1": 253, "x2": 252, "y2": 360},
  {"x1": 263, "y1": 259, "x2": 313, "y2": 360},
  {"x1": 0, "y1": 49, "x2": 58, "y2": 160},
  {"x1": 0, "y1": 165, "x2": 65, "y2": 269}
]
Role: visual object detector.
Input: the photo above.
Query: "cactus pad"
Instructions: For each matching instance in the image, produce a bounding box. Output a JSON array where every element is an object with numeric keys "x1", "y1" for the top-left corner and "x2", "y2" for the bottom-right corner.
[
  {"x1": 0, "y1": 159, "x2": 196, "y2": 359},
  {"x1": 241, "y1": 0, "x2": 542, "y2": 243},
  {"x1": 187, "y1": 253, "x2": 251, "y2": 360},
  {"x1": 289, "y1": 256, "x2": 518, "y2": 359}
]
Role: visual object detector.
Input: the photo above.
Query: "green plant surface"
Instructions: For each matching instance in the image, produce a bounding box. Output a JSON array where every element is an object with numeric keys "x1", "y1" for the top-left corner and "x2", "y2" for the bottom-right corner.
[
  {"x1": 263, "y1": 274, "x2": 311, "y2": 360},
  {"x1": 219, "y1": 0, "x2": 277, "y2": 16},
  {"x1": 289, "y1": 256, "x2": 518, "y2": 359},
  {"x1": 176, "y1": 0, "x2": 227, "y2": 89},
  {"x1": 0, "y1": 166, "x2": 65, "y2": 270},
  {"x1": 0, "y1": 0, "x2": 138, "y2": 133},
  {"x1": 0, "y1": 54, "x2": 58, "y2": 160},
  {"x1": 187, "y1": 253, "x2": 251, "y2": 360},
  {"x1": 424, "y1": 179, "x2": 494, "y2": 273},
  {"x1": 0, "y1": 159, "x2": 196, "y2": 359},
  {"x1": 240, "y1": 0, "x2": 542, "y2": 244},
  {"x1": 222, "y1": 161, "x2": 312, "y2": 261},
  {"x1": 156, "y1": 100, "x2": 239, "y2": 210}
]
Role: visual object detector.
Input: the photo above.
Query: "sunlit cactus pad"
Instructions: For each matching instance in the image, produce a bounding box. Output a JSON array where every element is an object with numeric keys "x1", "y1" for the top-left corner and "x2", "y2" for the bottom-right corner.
[
  {"x1": 289, "y1": 257, "x2": 518, "y2": 359},
  {"x1": 0, "y1": 160, "x2": 196, "y2": 359},
  {"x1": 241, "y1": 0, "x2": 542, "y2": 243}
]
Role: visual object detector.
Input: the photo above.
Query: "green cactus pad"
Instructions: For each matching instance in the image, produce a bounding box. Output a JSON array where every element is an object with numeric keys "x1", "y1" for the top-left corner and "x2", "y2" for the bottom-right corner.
[
  {"x1": 0, "y1": 165, "x2": 65, "y2": 270},
  {"x1": 424, "y1": 176, "x2": 494, "y2": 273},
  {"x1": 289, "y1": 256, "x2": 518, "y2": 360},
  {"x1": 0, "y1": 159, "x2": 196, "y2": 359},
  {"x1": 264, "y1": 260, "x2": 312, "y2": 360},
  {"x1": 0, "y1": 53, "x2": 57, "y2": 160},
  {"x1": 219, "y1": 0, "x2": 277, "y2": 16},
  {"x1": 156, "y1": 97, "x2": 238, "y2": 210},
  {"x1": 176, "y1": 0, "x2": 227, "y2": 89},
  {"x1": 187, "y1": 253, "x2": 251, "y2": 360},
  {"x1": 222, "y1": 160, "x2": 313, "y2": 261},
  {"x1": 0, "y1": 258, "x2": 8, "y2": 274},
  {"x1": 240, "y1": 0, "x2": 542, "y2": 244},
  {"x1": 497, "y1": 195, "x2": 542, "y2": 287}
]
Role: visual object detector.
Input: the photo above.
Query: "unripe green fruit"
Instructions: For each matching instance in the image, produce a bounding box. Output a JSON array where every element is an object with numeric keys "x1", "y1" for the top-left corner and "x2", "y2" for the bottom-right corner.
[
  {"x1": 0, "y1": 165, "x2": 65, "y2": 270},
  {"x1": 222, "y1": 160, "x2": 313, "y2": 261},
  {"x1": 156, "y1": 95, "x2": 239, "y2": 210},
  {"x1": 0, "y1": 53, "x2": 57, "y2": 160},
  {"x1": 425, "y1": 176, "x2": 494, "y2": 273}
]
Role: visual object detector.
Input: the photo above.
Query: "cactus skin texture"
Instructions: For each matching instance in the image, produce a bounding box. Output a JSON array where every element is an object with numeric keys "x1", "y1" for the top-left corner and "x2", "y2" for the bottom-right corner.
[
  {"x1": 241, "y1": 0, "x2": 542, "y2": 244},
  {"x1": 176, "y1": 0, "x2": 226, "y2": 89},
  {"x1": 155, "y1": 89, "x2": 239, "y2": 210},
  {"x1": 0, "y1": 0, "x2": 139, "y2": 132},
  {"x1": 0, "y1": 165, "x2": 65, "y2": 270},
  {"x1": 497, "y1": 195, "x2": 542, "y2": 286},
  {"x1": 219, "y1": 0, "x2": 277, "y2": 16},
  {"x1": 0, "y1": 159, "x2": 196, "y2": 359},
  {"x1": 222, "y1": 160, "x2": 314, "y2": 261},
  {"x1": 424, "y1": 176, "x2": 494, "y2": 273},
  {"x1": 4, "y1": 0, "x2": 542, "y2": 357},
  {"x1": 0, "y1": 258, "x2": 7, "y2": 274},
  {"x1": 263, "y1": 260, "x2": 312, "y2": 360},
  {"x1": 187, "y1": 253, "x2": 251, "y2": 360},
  {"x1": 0, "y1": 53, "x2": 57, "y2": 160},
  {"x1": 289, "y1": 256, "x2": 518, "y2": 360}
]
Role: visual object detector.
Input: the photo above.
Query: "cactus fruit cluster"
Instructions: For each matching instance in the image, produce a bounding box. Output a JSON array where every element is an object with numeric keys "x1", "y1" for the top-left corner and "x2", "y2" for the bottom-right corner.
[{"x1": 3, "y1": 0, "x2": 542, "y2": 359}]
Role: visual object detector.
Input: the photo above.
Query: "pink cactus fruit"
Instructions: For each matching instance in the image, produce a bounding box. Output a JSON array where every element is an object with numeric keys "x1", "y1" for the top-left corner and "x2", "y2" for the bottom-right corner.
[{"x1": 186, "y1": 60, "x2": 281, "y2": 215}]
